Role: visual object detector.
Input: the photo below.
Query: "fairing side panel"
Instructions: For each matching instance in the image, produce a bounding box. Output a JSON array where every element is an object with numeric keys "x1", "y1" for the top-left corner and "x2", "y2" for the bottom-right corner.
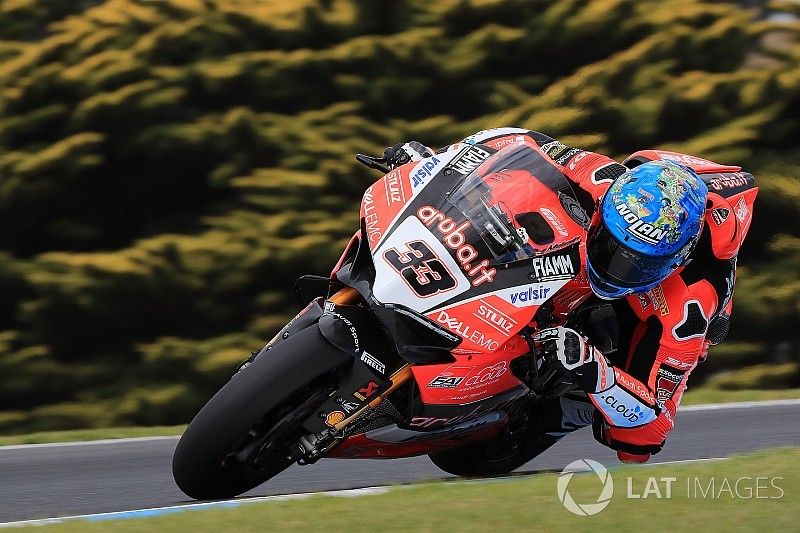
[{"x1": 411, "y1": 335, "x2": 529, "y2": 405}]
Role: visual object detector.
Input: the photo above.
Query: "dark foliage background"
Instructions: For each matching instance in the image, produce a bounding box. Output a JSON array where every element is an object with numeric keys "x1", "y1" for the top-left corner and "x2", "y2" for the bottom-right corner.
[{"x1": 0, "y1": 0, "x2": 798, "y2": 433}]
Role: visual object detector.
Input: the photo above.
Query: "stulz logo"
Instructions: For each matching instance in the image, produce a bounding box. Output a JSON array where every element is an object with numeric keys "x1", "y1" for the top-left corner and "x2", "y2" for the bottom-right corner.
[
  {"x1": 417, "y1": 205, "x2": 496, "y2": 286},
  {"x1": 615, "y1": 202, "x2": 666, "y2": 244},
  {"x1": 508, "y1": 285, "x2": 551, "y2": 305},
  {"x1": 384, "y1": 170, "x2": 406, "y2": 205},
  {"x1": 474, "y1": 300, "x2": 517, "y2": 336},
  {"x1": 435, "y1": 310, "x2": 499, "y2": 351},
  {"x1": 360, "y1": 351, "x2": 385, "y2": 374},
  {"x1": 531, "y1": 253, "x2": 575, "y2": 282},
  {"x1": 411, "y1": 156, "x2": 441, "y2": 189},
  {"x1": 449, "y1": 146, "x2": 491, "y2": 175}
]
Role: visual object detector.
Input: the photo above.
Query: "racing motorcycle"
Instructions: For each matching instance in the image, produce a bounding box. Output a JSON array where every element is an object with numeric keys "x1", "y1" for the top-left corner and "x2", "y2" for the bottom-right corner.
[{"x1": 172, "y1": 138, "x2": 614, "y2": 500}]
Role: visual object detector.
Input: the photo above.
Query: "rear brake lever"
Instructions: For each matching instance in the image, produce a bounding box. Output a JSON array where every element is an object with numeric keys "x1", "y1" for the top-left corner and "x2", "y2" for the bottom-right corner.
[{"x1": 355, "y1": 154, "x2": 392, "y2": 174}]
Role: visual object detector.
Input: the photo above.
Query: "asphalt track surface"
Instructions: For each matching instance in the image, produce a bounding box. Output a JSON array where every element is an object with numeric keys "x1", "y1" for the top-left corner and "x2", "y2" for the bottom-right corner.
[{"x1": 1, "y1": 401, "x2": 798, "y2": 523}]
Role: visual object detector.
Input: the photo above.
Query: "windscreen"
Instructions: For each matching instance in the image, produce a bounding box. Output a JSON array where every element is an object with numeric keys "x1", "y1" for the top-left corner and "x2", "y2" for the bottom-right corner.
[{"x1": 437, "y1": 141, "x2": 584, "y2": 266}]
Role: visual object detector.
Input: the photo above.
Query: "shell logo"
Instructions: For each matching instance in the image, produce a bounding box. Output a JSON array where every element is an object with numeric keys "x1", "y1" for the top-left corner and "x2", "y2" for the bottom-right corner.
[{"x1": 325, "y1": 411, "x2": 346, "y2": 427}]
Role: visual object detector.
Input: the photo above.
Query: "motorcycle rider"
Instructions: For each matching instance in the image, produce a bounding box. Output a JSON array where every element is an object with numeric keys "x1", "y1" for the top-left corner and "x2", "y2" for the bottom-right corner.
[{"x1": 382, "y1": 128, "x2": 757, "y2": 463}]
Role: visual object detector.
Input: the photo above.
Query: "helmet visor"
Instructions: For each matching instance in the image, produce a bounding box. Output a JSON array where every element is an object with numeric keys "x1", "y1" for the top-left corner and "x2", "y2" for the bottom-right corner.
[{"x1": 586, "y1": 222, "x2": 672, "y2": 290}]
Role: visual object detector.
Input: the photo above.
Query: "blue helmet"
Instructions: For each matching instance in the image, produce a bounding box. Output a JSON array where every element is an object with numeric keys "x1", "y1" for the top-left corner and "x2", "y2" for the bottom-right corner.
[{"x1": 586, "y1": 160, "x2": 708, "y2": 299}]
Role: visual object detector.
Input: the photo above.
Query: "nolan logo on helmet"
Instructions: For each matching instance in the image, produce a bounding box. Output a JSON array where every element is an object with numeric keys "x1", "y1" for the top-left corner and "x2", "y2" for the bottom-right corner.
[{"x1": 614, "y1": 202, "x2": 667, "y2": 244}]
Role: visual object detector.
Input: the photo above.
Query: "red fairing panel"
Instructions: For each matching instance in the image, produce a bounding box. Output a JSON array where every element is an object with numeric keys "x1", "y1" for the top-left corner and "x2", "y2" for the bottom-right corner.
[
  {"x1": 419, "y1": 165, "x2": 589, "y2": 350},
  {"x1": 360, "y1": 166, "x2": 416, "y2": 248},
  {"x1": 327, "y1": 414, "x2": 507, "y2": 459},
  {"x1": 705, "y1": 188, "x2": 758, "y2": 260},
  {"x1": 360, "y1": 149, "x2": 469, "y2": 251},
  {"x1": 364, "y1": 142, "x2": 590, "y2": 349},
  {"x1": 411, "y1": 334, "x2": 529, "y2": 405}
]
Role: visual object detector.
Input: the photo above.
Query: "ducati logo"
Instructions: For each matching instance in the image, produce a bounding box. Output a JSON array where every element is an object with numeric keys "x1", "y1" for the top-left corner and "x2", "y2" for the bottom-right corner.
[{"x1": 711, "y1": 207, "x2": 729, "y2": 226}]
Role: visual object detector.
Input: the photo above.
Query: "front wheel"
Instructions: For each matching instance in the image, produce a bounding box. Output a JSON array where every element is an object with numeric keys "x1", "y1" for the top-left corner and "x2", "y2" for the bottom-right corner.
[{"x1": 172, "y1": 326, "x2": 351, "y2": 500}]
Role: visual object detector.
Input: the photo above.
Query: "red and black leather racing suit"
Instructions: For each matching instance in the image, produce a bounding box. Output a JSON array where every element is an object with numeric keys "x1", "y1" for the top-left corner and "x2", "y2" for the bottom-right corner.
[{"x1": 438, "y1": 127, "x2": 758, "y2": 459}]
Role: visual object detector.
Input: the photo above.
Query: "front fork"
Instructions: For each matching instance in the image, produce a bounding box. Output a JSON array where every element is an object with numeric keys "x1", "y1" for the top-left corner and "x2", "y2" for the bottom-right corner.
[
  {"x1": 325, "y1": 287, "x2": 414, "y2": 432},
  {"x1": 291, "y1": 287, "x2": 414, "y2": 462}
]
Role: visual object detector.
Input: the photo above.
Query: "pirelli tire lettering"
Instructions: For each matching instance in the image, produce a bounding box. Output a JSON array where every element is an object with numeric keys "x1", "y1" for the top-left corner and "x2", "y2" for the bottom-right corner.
[{"x1": 474, "y1": 300, "x2": 517, "y2": 335}]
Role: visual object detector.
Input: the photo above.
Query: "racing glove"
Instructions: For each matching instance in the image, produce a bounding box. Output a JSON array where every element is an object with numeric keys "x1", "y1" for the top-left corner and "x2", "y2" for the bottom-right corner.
[
  {"x1": 535, "y1": 326, "x2": 661, "y2": 461},
  {"x1": 383, "y1": 141, "x2": 434, "y2": 169},
  {"x1": 532, "y1": 326, "x2": 613, "y2": 394}
]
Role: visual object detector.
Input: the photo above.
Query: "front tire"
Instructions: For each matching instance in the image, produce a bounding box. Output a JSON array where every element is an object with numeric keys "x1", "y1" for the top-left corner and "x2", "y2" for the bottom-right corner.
[{"x1": 172, "y1": 326, "x2": 350, "y2": 500}]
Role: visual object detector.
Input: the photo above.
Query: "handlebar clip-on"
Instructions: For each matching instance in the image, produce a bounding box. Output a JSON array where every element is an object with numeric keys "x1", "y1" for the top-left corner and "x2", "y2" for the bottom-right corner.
[{"x1": 355, "y1": 154, "x2": 392, "y2": 174}]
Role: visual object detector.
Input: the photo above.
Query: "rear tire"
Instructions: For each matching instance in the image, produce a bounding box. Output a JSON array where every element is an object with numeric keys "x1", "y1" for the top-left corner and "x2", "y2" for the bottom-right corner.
[
  {"x1": 172, "y1": 326, "x2": 350, "y2": 500},
  {"x1": 428, "y1": 434, "x2": 530, "y2": 476},
  {"x1": 429, "y1": 428, "x2": 560, "y2": 477}
]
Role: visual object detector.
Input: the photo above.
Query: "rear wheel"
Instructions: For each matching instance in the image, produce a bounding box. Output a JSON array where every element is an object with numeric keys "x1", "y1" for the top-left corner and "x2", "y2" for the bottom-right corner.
[
  {"x1": 428, "y1": 434, "x2": 531, "y2": 476},
  {"x1": 172, "y1": 326, "x2": 350, "y2": 500},
  {"x1": 428, "y1": 419, "x2": 561, "y2": 477}
]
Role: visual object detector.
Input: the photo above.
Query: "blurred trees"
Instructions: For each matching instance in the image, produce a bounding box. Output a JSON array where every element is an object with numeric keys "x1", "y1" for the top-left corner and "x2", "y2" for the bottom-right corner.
[{"x1": 0, "y1": 0, "x2": 798, "y2": 432}]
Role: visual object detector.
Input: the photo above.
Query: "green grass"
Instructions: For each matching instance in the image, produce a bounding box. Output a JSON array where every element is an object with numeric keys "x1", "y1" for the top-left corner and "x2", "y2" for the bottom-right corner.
[
  {"x1": 681, "y1": 388, "x2": 800, "y2": 405},
  {"x1": 19, "y1": 447, "x2": 800, "y2": 532},
  {"x1": 2, "y1": 388, "x2": 799, "y2": 446},
  {"x1": 0, "y1": 425, "x2": 186, "y2": 446}
]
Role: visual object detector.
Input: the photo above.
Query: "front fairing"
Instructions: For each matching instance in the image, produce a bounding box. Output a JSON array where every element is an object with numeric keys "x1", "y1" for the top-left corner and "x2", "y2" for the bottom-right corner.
[{"x1": 355, "y1": 140, "x2": 591, "y2": 353}]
